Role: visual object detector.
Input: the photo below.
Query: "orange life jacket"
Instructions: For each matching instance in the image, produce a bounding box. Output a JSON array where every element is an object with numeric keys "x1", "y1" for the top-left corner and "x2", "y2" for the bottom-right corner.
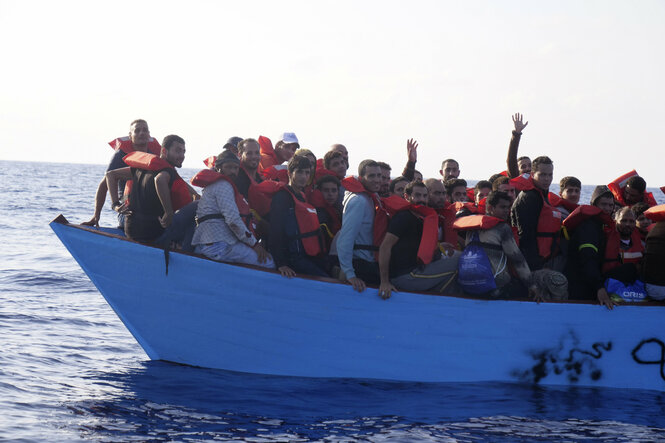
[
  {"x1": 109, "y1": 136, "x2": 162, "y2": 155},
  {"x1": 608, "y1": 170, "x2": 658, "y2": 207},
  {"x1": 261, "y1": 164, "x2": 288, "y2": 182},
  {"x1": 644, "y1": 204, "x2": 665, "y2": 222},
  {"x1": 309, "y1": 189, "x2": 342, "y2": 236},
  {"x1": 122, "y1": 152, "x2": 192, "y2": 211},
  {"x1": 452, "y1": 201, "x2": 479, "y2": 215},
  {"x1": 281, "y1": 185, "x2": 323, "y2": 257},
  {"x1": 518, "y1": 178, "x2": 563, "y2": 260},
  {"x1": 453, "y1": 214, "x2": 519, "y2": 245},
  {"x1": 342, "y1": 176, "x2": 390, "y2": 256},
  {"x1": 189, "y1": 168, "x2": 255, "y2": 233},
  {"x1": 510, "y1": 173, "x2": 532, "y2": 192},
  {"x1": 434, "y1": 205, "x2": 459, "y2": 247},
  {"x1": 548, "y1": 192, "x2": 578, "y2": 215},
  {"x1": 561, "y1": 205, "x2": 614, "y2": 232},
  {"x1": 602, "y1": 228, "x2": 644, "y2": 273},
  {"x1": 465, "y1": 187, "x2": 475, "y2": 203},
  {"x1": 379, "y1": 195, "x2": 439, "y2": 265},
  {"x1": 258, "y1": 135, "x2": 279, "y2": 172}
]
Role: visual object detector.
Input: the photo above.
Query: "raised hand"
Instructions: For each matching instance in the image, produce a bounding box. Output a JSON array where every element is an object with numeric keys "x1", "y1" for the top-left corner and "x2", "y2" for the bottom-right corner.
[
  {"x1": 406, "y1": 138, "x2": 418, "y2": 163},
  {"x1": 512, "y1": 113, "x2": 528, "y2": 133}
]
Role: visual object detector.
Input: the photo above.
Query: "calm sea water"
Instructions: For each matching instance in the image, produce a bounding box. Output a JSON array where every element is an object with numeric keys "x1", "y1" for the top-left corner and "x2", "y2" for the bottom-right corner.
[{"x1": 2, "y1": 159, "x2": 665, "y2": 442}]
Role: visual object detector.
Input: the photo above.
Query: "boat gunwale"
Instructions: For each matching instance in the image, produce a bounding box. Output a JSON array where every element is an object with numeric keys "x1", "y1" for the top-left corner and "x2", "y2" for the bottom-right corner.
[{"x1": 50, "y1": 214, "x2": 665, "y2": 308}]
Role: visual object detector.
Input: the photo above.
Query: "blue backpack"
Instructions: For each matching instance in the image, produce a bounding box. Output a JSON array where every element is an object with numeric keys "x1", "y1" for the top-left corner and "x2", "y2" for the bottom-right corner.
[
  {"x1": 458, "y1": 232, "x2": 505, "y2": 295},
  {"x1": 605, "y1": 278, "x2": 647, "y2": 302}
]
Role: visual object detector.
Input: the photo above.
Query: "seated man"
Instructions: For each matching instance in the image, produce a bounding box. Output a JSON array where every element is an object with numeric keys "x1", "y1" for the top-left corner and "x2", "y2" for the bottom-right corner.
[
  {"x1": 234, "y1": 138, "x2": 264, "y2": 200},
  {"x1": 389, "y1": 176, "x2": 409, "y2": 197},
  {"x1": 330, "y1": 143, "x2": 349, "y2": 170},
  {"x1": 424, "y1": 178, "x2": 457, "y2": 248},
  {"x1": 642, "y1": 205, "x2": 665, "y2": 300},
  {"x1": 517, "y1": 156, "x2": 531, "y2": 176},
  {"x1": 632, "y1": 202, "x2": 652, "y2": 244},
  {"x1": 106, "y1": 134, "x2": 198, "y2": 248},
  {"x1": 510, "y1": 156, "x2": 563, "y2": 272},
  {"x1": 323, "y1": 150, "x2": 347, "y2": 180},
  {"x1": 377, "y1": 162, "x2": 392, "y2": 197},
  {"x1": 602, "y1": 206, "x2": 644, "y2": 280},
  {"x1": 474, "y1": 180, "x2": 492, "y2": 205},
  {"x1": 608, "y1": 172, "x2": 658, "y2": 207},
  {"x1": 562, "y1": 185, "x2": 616, "y2": 308},
  {"x1": 491, "y1": 176, "x2": 517, "y2": 204},
  {"x1": 312, "y1": 175, "x2": 342, "y2": 251},
  {"x1": 553, "y1": 176, "x2": 581, "y2": 218},
  {"x1": 268, "y1": 155, "x2": 328, "y2": 278},
  {"x1": 191, "y1": 151, "x2": 274, "y2": 268},
  {"x1": 454, "y1": 191, "x2": 538, "y2": 299},
  {"x1": 439, "y1": 158, "x2": 460, "y2": 182},
  {"x1": 336, "y1": 159, "x2": 384, "y2": 292},
  {"x1": 445, "y1": 178, "x2": 468, "y2": 203},
  {"x1": 378, "y1": 181, "x2": 459, "y2": 299},
  {"x1": 83, "y1": 119, "x2": 162, "y2": 228},
  {"x1": 259, "y1": 132, "x2": 299, "y2": 172}
]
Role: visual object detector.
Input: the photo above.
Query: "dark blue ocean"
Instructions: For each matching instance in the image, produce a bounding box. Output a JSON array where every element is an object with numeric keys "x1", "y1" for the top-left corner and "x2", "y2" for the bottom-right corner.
[{"x1": 2, "y1": 159, "x2": 665, "y2": 442}]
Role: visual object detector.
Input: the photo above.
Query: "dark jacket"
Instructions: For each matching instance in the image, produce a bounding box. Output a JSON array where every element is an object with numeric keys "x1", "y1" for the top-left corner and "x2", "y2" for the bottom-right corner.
[
  {"x1": 511, "y1": 187, "x2": 547, "y2": 271},
  {"x1": 643, "y1": 221, "x2": 665, "y2": 285},
  {"x1": 565, "y1": 218, "x2": 606, "y2": 300}
]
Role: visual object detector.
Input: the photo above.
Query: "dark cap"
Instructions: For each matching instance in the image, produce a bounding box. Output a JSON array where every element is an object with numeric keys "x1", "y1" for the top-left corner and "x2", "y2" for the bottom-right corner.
[
  {"x1": 591, "y1": 185, "x2": 613, "y2": 206},
  {"x1": 214, "y1": 150, "x2": 240, "y2": 169}
]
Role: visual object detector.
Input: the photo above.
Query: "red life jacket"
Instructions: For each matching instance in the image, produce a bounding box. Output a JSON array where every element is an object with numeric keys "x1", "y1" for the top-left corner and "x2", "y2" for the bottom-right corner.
[
  {"x1": 452, "y1": 201, "x2": 479, "y2": 215},
  {"x1": 262, "y1": 164, "x2": 289, "y2": 182},
  {"x1": 434, "y1": 205, "x2": 459, "y2": 247},
  {"x1": 342, "y1": 177, "x2": 390, "y2": 255},
  {"x1": 608, "y1": 170, "x2": 658, "y2": 207},
  {"x1": 644, "y1": 204, "x2": 665, "y2": 222},
  {"x1": 510, "y1": 173, "x2": 532, "y2": 191},
  {"x1": 309, "y1": 189, "x2": 342, "y2": 239},
  {"x1": 122, "y1": 152, "x2": 192, "y2": 211},
  {"x1": 454, "y1": 214, "x2": 505, "y2": 231},
  {"x1": 602, "y1": 228, "x2": 644, "y2": 273},
  {"x1": 258, "y1": 135, "x2": 279, "y2": 172},
  {"x1": 561, "y1": 205, "x2": 614, "y2": 232},
  {"x1": 476, "y1": 197, "x2": 487, "y2": 215},
  {"x1": 548, "y1": 192, "x2": 578, "y2": 215},
  {"x1": 465, "y1": 187, "x2": 475, "y2": 203},
  {"x1": 109, "y1": 136, "x2": 162, "y2": 155},
  {"x1": 190, "y1": 169, "x2": 256, "y2": 233},
  {"x1": 379, "y1": 195, "x2": 439, "y2": 265},
  {"x1": 281, "y1": 185, "x2": 323, "y2": 257}
]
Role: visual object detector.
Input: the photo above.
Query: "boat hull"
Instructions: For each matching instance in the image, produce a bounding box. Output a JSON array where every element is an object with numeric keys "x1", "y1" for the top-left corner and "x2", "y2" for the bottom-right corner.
[{"x1": 51, "y1": 217, "x2": 665, "y2": 390}]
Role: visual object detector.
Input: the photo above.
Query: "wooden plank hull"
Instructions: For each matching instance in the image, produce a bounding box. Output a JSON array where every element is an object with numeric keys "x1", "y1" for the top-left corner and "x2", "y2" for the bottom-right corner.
[{"x1": 50, "y1": 216, "x2": 665, "y2": 391}]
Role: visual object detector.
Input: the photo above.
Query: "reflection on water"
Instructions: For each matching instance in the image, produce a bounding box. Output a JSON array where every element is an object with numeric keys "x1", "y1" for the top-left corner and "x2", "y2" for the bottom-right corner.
[{"x1": 66, "y1": 361, "x2": 665, "y2": 441}]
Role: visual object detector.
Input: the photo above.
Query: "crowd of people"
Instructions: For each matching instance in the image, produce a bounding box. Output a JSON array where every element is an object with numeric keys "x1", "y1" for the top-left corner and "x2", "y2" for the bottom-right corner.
[{"x1": 82, "y1": 116, "x2": 665, "y2": 309}]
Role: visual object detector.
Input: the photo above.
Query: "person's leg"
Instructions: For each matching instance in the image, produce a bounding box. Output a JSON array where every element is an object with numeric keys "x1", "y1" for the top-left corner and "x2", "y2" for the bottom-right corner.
[
  {"x1": 155, "y1": 201, "x2": 198, "y2": 251},
  {"x1": 288, "y1": 255, "x2": 329, "y2": 277},
  {"x1": 352, "y1": 259, "x2": 380, "y2": 285},
  {"x1": 391, "y1": 253, "x2": 459, "y2": 293},
  {"x1": 196, "y1": 241, "x2": 275, "y2": 269}
]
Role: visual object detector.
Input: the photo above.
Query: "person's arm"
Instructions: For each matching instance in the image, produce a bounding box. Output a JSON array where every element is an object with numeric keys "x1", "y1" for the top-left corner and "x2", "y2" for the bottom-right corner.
[
  {"x1": 154, "y1": 171, "x2": 174, "y2": 228},
  {"x1": 574, "y1": 222, "x2": 617, "y2": 309},
  {"x1": 267, "y1": 191, "x2": 292, "y2": 270},
  {"x1": 82, "y1": 177, "x2": 109, "y2": 227},
  {"x1": 186, "y1": 181, "x2": 200, "y2": 200},
  {"x1": 337, "y1": 194, "x2": 366, "y2": 290},
  {"x1": 506, "y1": 113, "x2": 528, "y2": 178},
  {"x1": 105, "y1": 167, "x2": 132, "y2": 208},
  {"x1": 401, "y1": 138, "x2": 418, "y2": 181},
  {"x1": 378, "y1": 232, "x2": 399, "y2": 299}
]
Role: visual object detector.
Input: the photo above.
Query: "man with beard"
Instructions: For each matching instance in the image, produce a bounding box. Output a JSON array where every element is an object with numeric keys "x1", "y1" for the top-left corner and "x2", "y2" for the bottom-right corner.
[
  {"x1": 234, "y1": 138, "x2": 264, "y2": 199},
  {"x1": 106, "y1": 134, "x2": 198, "y2": 248},
  {"x1": 191, "y1": 150, "x2": 273, "y2": 268},
  {"x1": 378, "y1": 181, "x2": 459, "y2": 299}
]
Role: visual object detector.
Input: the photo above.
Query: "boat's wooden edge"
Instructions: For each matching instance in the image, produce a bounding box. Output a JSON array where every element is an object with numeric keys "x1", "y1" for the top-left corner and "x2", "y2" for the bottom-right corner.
[{"x1": 50, "y1": 214, "x2": 665, "y2": 307}]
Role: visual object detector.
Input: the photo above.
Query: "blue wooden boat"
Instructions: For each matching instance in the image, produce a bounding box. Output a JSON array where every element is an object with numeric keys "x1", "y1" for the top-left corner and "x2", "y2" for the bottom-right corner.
[{"x1": 50, "y1": 215, "x2": 665, "y2": 391}]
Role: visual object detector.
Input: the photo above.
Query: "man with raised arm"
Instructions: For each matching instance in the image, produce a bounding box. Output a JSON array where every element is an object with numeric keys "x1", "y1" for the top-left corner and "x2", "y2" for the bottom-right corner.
[
  {"x1": 83, "y1": 119, "x2": 161, "y2": 228},
  {"x1": 336, "y1": 160, "x2": 383, "y2": 292},
  {"x1": 505, "y1": 113, "x2": 529, "y2": 178}
]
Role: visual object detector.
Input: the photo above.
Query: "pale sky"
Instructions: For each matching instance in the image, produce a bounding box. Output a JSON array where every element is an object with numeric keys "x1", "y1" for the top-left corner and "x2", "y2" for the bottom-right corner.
[{"x1": 1, "y1": 0, "x2": 664, "y2": 187}]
